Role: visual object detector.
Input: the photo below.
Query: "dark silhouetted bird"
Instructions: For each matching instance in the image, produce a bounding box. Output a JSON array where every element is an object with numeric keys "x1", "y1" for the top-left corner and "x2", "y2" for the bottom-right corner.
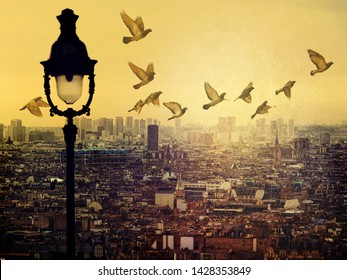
[
  {"x1": 163, "y1": 102, "x2": 188, "y2": 120},
  {"x1": 20, "y1": 96, "x2": 49, "y2": 117},
  {"x1": 120, "y1": 11, "x2": 152, "y2": 44},
  {"x1": 251, "y1": 101, "x2": 273, "y2": 119},
  {"x1": 144, "y1": 91, "x2": 163, "y2": 106},
  {"x1": 307, "y1": 49, "x2": 333, "y2": 76},
  {"x1": 128, "y1": 99, "x2": 145, "y2": 114},
  {"x1": 128, "y1": 62, "x2": 155, "y2": 89},
  {"x1": 234, "y1": 82, "x2": 254, "y2": 103},
  {"x1": 202, "y1": 82, "x2": 227, "y2": 110},
  {"x1": 275, "y1": 80, "x2": 296, "y2": 99}
]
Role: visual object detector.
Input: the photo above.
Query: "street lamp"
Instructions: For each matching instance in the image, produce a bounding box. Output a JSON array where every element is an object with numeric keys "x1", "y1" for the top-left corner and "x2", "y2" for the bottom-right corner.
[{"x1": 40, "y1": 8, "x2": 97, "y2": 259}]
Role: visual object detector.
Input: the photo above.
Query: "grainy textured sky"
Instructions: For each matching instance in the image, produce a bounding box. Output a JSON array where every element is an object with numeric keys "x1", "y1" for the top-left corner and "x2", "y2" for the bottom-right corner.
[{"x1": 1, "y1": 0, "x2": 346, "y2": 127}]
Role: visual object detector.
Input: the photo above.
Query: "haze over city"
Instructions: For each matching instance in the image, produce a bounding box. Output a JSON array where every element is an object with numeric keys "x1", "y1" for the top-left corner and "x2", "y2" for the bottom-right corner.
[{"x1": 1, "y1": 0, "x2": 347, "y2": 128}]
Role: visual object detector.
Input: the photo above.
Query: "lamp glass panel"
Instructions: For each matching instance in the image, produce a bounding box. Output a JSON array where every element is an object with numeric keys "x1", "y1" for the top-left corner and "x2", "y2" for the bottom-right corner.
[{"x1": 55, "y1": 75, "x2": 83, "y2": 104}]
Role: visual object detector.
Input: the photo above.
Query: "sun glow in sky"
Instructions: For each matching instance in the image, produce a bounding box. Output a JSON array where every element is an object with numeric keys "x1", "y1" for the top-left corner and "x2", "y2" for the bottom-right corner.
[{"x1": 1, "y1": 0, "x2": 347, "y2": 128}]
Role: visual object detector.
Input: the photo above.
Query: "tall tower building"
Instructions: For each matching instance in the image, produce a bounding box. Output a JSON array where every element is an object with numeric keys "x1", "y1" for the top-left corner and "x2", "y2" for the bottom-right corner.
[
  {"x1": 133, "y1": 119, "x2": 140, "y2": 135},
  {"x1": 78, "y1": 117, "x2": 87, "y2": 141},
  {"x1": 9, "y1": 119, "x2": 25, "y2": 142},
  {"x1": 148, "y1": 125, "x2": 159, "y2": 151},
  {"x1": 106, "y1": 118, "x2": 114, "y2": 135},
  {"x1": 126, "y1": 116, "x2": 133, "y2": 133},
  {"x1": 115, "y1": 116, "x2": 124, "y2": 136},
  {"x1": 139, "y1": 119, "x2": 146, "y2": 136}
]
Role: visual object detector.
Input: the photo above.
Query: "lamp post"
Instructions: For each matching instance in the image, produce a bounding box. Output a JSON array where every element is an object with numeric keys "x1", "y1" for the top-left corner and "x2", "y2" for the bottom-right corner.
[{"x1": 41, "y1": 8, "x2": 97, "y2": 259}]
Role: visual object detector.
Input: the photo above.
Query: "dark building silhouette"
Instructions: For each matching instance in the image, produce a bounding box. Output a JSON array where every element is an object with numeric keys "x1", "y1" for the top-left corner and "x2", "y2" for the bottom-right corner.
[{"x1": 148, "y1": 125, "x2": 159, "y2": 151}]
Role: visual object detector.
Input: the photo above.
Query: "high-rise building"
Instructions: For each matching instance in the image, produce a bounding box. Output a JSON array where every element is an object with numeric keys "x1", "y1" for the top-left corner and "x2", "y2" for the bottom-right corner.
[
  {"x1": 133, "y1": 119, "x2": 140, "y2": 135},
  {"x1": 9, "y1": 119, "x2": 25, "y2": 142},
  {"x1": 106, "y1": 118, "x2": 114, "y2": 136},
  {"x1": 115, "y1": 117, "x2": 124, "y2": 136},
  {"x1": 78, "y1": 117, "x2": 87, "y2": 141},
  {"x1": 126, "y1": 116, "x2": 133, "y2": 133},
  {"x1": 139, "y1": 119, "x2": 146, "y2": 135},
  {"x1": 148, "y1": 125, "x2": 159, "y2": 151}
]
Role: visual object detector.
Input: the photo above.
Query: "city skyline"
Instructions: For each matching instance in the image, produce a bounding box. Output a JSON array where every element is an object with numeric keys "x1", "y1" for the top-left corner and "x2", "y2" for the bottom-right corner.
[
  {"x1": 1, "y1": 115, "x2": 346, "y2": 260},
  {"x1": 1, "y1": 0, "x2": 347, "y2": 128}
]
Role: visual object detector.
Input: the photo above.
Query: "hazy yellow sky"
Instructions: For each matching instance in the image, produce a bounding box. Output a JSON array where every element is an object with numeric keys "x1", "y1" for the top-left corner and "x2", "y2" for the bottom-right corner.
[{"x1": 1, "y1": 0, "x2": 346, "y2": 128}]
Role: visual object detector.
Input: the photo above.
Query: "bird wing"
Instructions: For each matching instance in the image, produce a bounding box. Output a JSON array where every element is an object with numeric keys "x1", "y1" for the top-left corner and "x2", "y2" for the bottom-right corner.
[
  {"x1": 257, "y1": 101, "x2": 268, "y2": 111},
  {"x1": 120, "y1": 11, "x2": 141, "y2": 36},
  {"x1": 146, "y1": 62, "x2": 154, "y2": 74},
  {"x1": 131, "y1": 100, "x2": 144, "y2": 108},
  {"x1": 164, "y1": 102, "x2": 182, "y2": 114},
  {"x1": 151, "y1": 96, "x2": 160, "y2": 106},
  {"x1": 245, "y1": 82, "x2": 253, "y2": 90},
  {"x1": 36, "y1": 99, "x2": 49, "y2": 107},
  {"x1": 239, "y1": 82, "x2": 253, "y2": 101},
  {"x1": 135, "y1": 17, "x2": 145, "y2": 31},
  {"x1": 129, "y1": 62, "x2": 147, "y2": 80},
  {"x1": 204, "y1": 82, "x2": 219, "y2": 101},
  {"x1": 27, "y1": 105, "x2": 43, "y2": 117},
  {"x1": 129, "y1": 100, "x2": 144, "y2": 113},
  {"x1": 308, "y1": 49, "x2": 327, "y2": 69},
  {"x1": 242, "y1": 95, "x2": 252, "y2": 103},
  {"x1": 33, "y1": 96, "x2": 43, "y2": 102},
  {"x1": 135, "y1": 99, "x2": 144, "y2": 107},
  {"x1": 284, "y1": 87, "x2": 291, "y2": 98},
  {"x1": 144, "y1": 94, "x2": 152, "y2": 104},
  {"x1": 144, "y1": 92, "x2": 162, "y2": 105},
  {"x1": 263, "y1": 105, "x2": 272, "y2": 112}
]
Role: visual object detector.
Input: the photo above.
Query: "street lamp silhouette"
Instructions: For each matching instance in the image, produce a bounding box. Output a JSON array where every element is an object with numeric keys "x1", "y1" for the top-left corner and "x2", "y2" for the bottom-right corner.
[{"x1": 40, "y1": 8, "x2": 97, "y2": 259}]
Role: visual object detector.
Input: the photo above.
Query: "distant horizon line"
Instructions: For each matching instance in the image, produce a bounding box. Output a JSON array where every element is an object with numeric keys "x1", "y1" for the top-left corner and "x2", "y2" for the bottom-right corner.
[{"x1": 1, "y1": 117, "x2": 347, "y2": 128}]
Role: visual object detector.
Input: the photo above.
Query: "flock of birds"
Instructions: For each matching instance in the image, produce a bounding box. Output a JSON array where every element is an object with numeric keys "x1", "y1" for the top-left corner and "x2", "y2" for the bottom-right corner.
[
  {"x1": 20, "y1": 11, "x2": 334, "y2": 122},
  {"x1": 121, "y1": 11, "x2": 334, "y2": 121}
]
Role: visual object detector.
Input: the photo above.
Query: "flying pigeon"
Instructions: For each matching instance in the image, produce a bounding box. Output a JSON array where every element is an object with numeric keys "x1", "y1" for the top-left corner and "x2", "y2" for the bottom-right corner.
[
  {"x1": 202, "y1": 82, "x2": 227, "y2": 110},
  {"x1": 128, "y1": 62, "x2": 155, "y2": 89},
  {"x1": 275, "y1": 80, "x2": 296, "y2": 99},
  {"x1": 163, "y1": 102, "x2": 188, "y2": 120},
  {"x1": 234, "y1": 82, "x2": 254, "y2": 103},
  {"x1": 251, "y1": 101, "x2": 273, "y2": 119},
  {"x1": 120, "y1": 11, "x2": 152, "y2": 44},
  {"x1": 128, "y1": 99, "x2": 145, "y2": 114},
  {"x1": 307, "y1": 49, "x2": 333, "y2": 76},
  {"x1": 144, "y1": 91, "x2": 163, "y2": 106},
  {"x1": 20, "y1": 96, "x2": 49, "y2": 117}
]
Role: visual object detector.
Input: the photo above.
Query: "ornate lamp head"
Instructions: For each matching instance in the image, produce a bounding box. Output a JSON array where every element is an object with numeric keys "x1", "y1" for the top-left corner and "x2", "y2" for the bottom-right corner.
[{"x1": 41, "y1": 9, "x2": 97, "y2": 117}]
